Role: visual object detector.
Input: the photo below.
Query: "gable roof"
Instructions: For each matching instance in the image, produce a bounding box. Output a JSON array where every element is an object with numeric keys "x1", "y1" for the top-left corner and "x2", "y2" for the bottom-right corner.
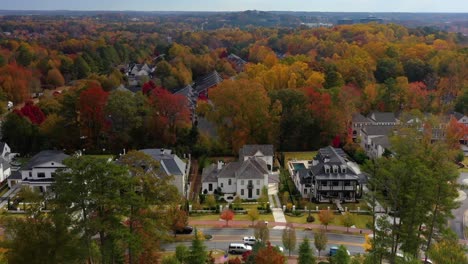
[
  {"x1": 239, "y1": 145, "x2": 274, "y2": 159},
  {"x1": 139, "y1": 149, "x2": 186, "y2": 176},
  {"x1": 193, "y1": 71, "x2": 223, "y2": 93},
  {"x1": 367, "y1": 112, "x2": 397, "y2": 123},
  {"x1": 22, "y1": 150, "x2": 69, "y2": 170},
  {"x1": 361, "y1": 125, "x2": 395, "y2": 136},
  {"x1": 371, "y1": 136, "x2": 390, "y2": 149},
  {"x1": 352, "y1": 113, "x2": 371, "y2": 123},
  {"x1": 201, "y1": 164, "x2": 218, "y2": 183},
  {"x1": 236, "y1": 158, "x2": 268, "y2": 179}
]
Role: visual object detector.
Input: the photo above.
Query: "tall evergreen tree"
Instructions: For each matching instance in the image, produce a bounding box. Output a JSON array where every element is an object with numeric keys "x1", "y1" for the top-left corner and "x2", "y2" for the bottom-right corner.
[
  {"x1": 189, "y1": 228, "x2": 207, "y2": 264},
  {"x1": 298, "y1": 237, "x2": 316, "y2": 264}
]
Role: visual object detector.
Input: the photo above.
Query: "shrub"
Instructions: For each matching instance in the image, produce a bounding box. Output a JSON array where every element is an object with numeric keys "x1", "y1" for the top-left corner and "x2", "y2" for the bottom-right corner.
[{"x1": 306, "y1": 215, "x2": 315, "y2": 223}]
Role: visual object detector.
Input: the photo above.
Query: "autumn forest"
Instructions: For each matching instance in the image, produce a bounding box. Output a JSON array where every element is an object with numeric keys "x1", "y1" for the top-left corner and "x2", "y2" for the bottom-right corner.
[{"x1": 0, "y1": 17, "x2": 467, "y2": 157}]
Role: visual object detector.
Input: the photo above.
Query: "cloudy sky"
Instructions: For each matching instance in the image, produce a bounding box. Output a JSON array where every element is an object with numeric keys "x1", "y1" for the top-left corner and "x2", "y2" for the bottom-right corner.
[{"x1": 2, "y1": 0, "x2": 467, "y2": 12}]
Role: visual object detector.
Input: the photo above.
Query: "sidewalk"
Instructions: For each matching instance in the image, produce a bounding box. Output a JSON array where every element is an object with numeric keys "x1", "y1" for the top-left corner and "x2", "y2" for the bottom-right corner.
[{"x1": 189, "y1": 219, "x2": 372, "y2": 234}]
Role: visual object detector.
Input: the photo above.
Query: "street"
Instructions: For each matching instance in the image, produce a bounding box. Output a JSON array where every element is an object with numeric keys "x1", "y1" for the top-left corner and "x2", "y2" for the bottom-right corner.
[{"x1": 161, "y1": 227, "x2": 366, "y2": 256}]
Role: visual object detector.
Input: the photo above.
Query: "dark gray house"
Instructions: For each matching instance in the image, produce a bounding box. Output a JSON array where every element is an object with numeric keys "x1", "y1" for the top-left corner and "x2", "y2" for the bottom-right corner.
[{"x1": 291, "y1": 146, "x2": 363, "y2": 203}]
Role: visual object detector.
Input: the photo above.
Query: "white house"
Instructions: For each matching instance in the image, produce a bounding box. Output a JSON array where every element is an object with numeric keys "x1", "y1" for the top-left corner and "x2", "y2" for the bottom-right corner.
[
  {"x1": 0, "y1": 157, "x2": 11, "y2": 183},
  {"x1": 140, "y1": 149, "x2": 190, "y2": 197},
  {"x1": 201, "y1": 157, "x2": 269, "y2": 200},
  {"x1": 239, "y1": 145, "x2": 274, "y2": 172},
  {"x1": 7, "y1": 150, "x2": 69, "y2": 192},
  {"x1": 360, "y1": 126, "x2": 394, "y2": 158}
]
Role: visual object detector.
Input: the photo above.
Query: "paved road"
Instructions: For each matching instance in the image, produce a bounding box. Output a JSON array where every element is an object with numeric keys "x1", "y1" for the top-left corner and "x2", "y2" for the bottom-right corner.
[
  {"x1": 450, "y1": 172, "x2": 468, "y2": 239},
  {"x1": 161, "y1": 227, "x2": 366, "y2": 256}
]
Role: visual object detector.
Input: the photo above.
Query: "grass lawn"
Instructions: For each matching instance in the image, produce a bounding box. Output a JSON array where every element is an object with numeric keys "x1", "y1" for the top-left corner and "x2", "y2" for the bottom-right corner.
[
  {"x1": 285, "y1": 213, "x2": 372, "y2": 229},
  {"x1": 189, "y1": 212, "x2": 274, "y2": 222},
  {"x1": 283, "y1": 151, "x2": 318, "y2": 162},
  {"x1": 460, "y1": 157, "x2": 468, "y2": 173}
]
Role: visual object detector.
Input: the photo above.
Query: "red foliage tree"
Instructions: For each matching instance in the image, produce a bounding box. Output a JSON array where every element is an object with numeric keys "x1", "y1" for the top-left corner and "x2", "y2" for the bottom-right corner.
[
  {"x1": 254, "y1": 242, "x2": 286, "y2": 264},
  {"x1": 18, "y1": 100, "x2": 46, "y2": 125},
  {"x1": 142, "y1": 80, "x2": 157, "y2": 95},
  {"x1": 220, "y1": 209, "x2": 235, "y2": 227},
  {"x1": 79, "y1": 83, "x2": 109, "y2": 148},
  {"x1": 0, "y1": 63, "x2": 33, "y2": 103},
  {"x1": 149, "y1": 87, "x2": 190, "y2": 144}
]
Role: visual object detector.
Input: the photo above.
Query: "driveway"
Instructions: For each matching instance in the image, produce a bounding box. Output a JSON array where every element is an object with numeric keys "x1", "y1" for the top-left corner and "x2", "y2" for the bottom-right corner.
[{"x1": 450, "y1": 172, "x2": 468, "y2": 239}]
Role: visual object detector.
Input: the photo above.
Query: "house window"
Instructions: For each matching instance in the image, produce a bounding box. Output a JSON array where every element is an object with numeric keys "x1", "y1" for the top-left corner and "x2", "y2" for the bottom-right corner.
[
  {"x1": 37, "y1": 172, "x2": 46, "y2": 178},
  {"x1": 256, "y1": 180, "x2": 260, "y2": 185},
  {"x1": 228, "y1": 179, "x2": 232, "y2": 185},
  {"x1": 321, "y1": 181, "x2": 327, "y2": 186},
  {"x1": 332, "y1": 181, "x2": 339, "y2": 186},
  {"x1": 344, "y1": 181, "x2": 351, "y2": 186},
  {"x1": 241, "y1": 189, "x2": 244, "y2": 195},
  {"x1": 241, "y1": 180, "x2": 244, "y2": 185},
  {"x1": 256, "y1": 189, "x2": 260, "y2": 195},
  {"x1": 28, "y1": 172, "x2": 32, "y2": 178},
  {"x1": 220, "y1": 183, "x2": 223, "y2": 188},
  {"x1": 304, "y1": 189, "x2": 308, "y2": 194},
  {"x1": 51, "y1": 172, "x2": 56, "y2": 178},
  {"x1": 208, "y1": 184, "x2": 213, "y2": 191}
]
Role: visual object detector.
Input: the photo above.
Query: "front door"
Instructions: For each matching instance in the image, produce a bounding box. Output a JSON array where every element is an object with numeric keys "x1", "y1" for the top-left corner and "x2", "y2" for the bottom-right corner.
[{"x1": 248, "y1": 188, "x2": 252, "y2": 198}]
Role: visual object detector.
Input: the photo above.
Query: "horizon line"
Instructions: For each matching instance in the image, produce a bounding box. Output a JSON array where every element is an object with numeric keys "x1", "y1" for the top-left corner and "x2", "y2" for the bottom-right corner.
[{"x1": 0, "y1": 9, "x2": 467, "y2": 14}]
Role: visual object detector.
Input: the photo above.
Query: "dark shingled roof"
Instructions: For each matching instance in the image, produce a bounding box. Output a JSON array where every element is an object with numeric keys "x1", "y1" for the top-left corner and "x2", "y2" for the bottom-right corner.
[
  {"x1": 202, "y1": 158, "x2": 268, "y2": 182},
  {"x1": 367, "y1": 112, "x2": 397, "y2": 123},
  {"x1": 239, "y1": 145, "x2": 274, "y2": 160},
  {"x1": 361, "y1": 125, "x2": 394, "y2": 136},
  {"x1": 201, "y1": 164, "x2": 218, "y2": 183},
  {"x1": 193, "y1": 71, "x2": 223, "y2": 93},
  {"x1": 139, "y1": 149, "x2": 186, "y2": 176},
  {"x1": 298, "y1": 146, "x2": 361, "y2": 184},
  {"x1": 9, "y1": 171, "x2": 21, "y2": 180},
  {"x1": 352, "y1": 113, "x2": 370, "y2": 123},
  {"x1": 371, "y1": 136, "x2": 390, "y2": 149},
  {"x1": 22, "y1": 150, "x2": 69, "y2": 170}
]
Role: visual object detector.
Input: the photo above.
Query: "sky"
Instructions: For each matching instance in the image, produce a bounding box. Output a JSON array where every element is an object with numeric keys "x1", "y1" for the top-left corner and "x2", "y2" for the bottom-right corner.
[{"x1": 1, "y1": 0, "x2": 468, "y2": 13}]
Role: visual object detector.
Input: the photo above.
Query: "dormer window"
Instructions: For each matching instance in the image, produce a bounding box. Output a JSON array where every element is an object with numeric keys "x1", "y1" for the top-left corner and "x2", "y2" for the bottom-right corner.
[
  {"x1": 332, "y1": 165, "x2": 338, "y2": 174},
  {"x1": 324, "y1": 165, "x2": 330, "y2": 174},
  {"x1": 340, "y1": 165, "x2": 347, "y2": 173}
]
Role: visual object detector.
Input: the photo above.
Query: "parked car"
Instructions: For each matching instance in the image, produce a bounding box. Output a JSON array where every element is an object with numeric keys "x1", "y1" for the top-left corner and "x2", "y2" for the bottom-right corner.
[
  {"x1": 175, "y1": 226, "x2": 193, "y2": 234},
  {"x1": 229, "y1": 243, "x2": 252, "y2": 254},
  {"x1": 243, "y1": 236, "x2": 260, "y2": 245}
]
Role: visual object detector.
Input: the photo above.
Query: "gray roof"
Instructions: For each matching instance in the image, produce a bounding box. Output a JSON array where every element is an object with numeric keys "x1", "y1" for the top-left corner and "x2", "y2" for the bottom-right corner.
[
  {"x1": 268, "y1": 173, "x2": 280, "y2": 184},
  {"x1": 22, "y1": 150, "x2": 69, "y2": 170},
  {"x1": 201, "y1": 164, "x2": 218, "y2": 182},
  {"x1": 236, "y1": 158, "x2": 268, "y2": 179},
  {"x1": 367, "y1": 112, "x2": 397, "y2": 123},
  {"x1": 139, "y1": 149, "x2": 186, "y2": 176},
  {"x1": 0, "y1": 157, "x2": 10, "y2": 171},
  {"x1": 371, "y1": 136, "x2": 390, "y2": 149},
  {"x1": 361, "y1": 125, "x2": 395, "y2": 136},
  {"x1": 9, "y1": 171, "x2": 21, "y2": 180},
  {"x1": 193, "y1": 71, "x2": 223, "y2": 93},
  {"x1": 451, "y1": 111, "x2": 465, "y2": 121},
  {"x1": 218, "y1": 162, "x2": 242, "y2": 178},
  {"x1": 352, "y1": 113, "x2": 370, "y2": 123},
  {"x1": 239, "y1": 145, "x2": 274, "y2": 159},
  {"x1": 298, "y1": 146, "x2": 360, "y2": 184},
  {"x1": 202, "y1": 157, "x2": 268, "y2": 182}
]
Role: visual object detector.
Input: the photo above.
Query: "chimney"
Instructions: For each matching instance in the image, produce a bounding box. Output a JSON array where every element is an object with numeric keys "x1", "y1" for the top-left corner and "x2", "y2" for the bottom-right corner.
[{"x1": 217, "y1": 160, "x2": 224, "y2": 170}]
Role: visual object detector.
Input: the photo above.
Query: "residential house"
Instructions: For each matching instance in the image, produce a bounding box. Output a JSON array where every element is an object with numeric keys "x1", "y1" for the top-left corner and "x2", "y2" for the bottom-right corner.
[
  {"x1": 227, "y1": 53, "x2": 247, "y2": 72},
  {"x1": 7, "y1": 150, "x2": 69, "y2": 192},
  {"x1": 367, "y1": 112, "x2": 398, "y2": 125},
  {"x1": 139, "y1": 149, "x2": 190, "y2": 197},
  {"x1": 193, "y1": 70, "x2": 223, "y2": 99},
  {"x1": 239, "y1": 144, "x2": 274, "y2": 172},
  {"x1": 291, "y1": 146, "x2": 363, "y2": 203},
  {"x1": 173, "y1": 85, "x2": 197, "y2": 122},
  {"x1": 0, "y1": 158, "x2": 10, "y2": 183},
  {"x1": 360, "y1": 126, "x2": 394, "y2": 158},
  {"x1": 201, "y1": 157, "x2": 270, "y2": 200},
  {"x1": 351, "y1": 113, "x2": 372, "y2": 141}
]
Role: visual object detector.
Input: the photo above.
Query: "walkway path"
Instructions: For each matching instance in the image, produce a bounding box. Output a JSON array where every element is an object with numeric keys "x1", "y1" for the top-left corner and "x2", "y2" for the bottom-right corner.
[
  {"x1": 0, "y1": 186, "x2": 20, "y2": 209},
  {"x1": 268, "y1": 191, "x2": 287, "y2": 229},
  {"x1": 189, "y1": 219, "x2": 372, "y2": 234}
]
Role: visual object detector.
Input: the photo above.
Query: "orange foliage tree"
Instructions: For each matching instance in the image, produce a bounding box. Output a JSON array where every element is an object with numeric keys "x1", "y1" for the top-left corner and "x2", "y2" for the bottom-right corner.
[
  {"x1": 79, "y1": 83, "x2": 109, "y2": 149},
  {"x1": 318, "y1": 209, "x2": 335, "y2": 231},
  {"x1": 220, "y1": 209, "x2": 234, "y2": 227},
  {"x1": 0, "y1": 63, "x2": 33, "y2": 103},
  {"x1": 254, "y1": 242, "x2": 286, "y2": 264}
]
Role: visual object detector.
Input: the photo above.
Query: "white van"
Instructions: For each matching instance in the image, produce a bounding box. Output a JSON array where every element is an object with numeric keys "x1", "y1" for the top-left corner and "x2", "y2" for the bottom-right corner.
[
  {"x1": 243, "y1": 236, "x2": 258, "y2": 245},
  {"x1": 229, "y1": 243, "x2": 252, "y2": 254}
]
